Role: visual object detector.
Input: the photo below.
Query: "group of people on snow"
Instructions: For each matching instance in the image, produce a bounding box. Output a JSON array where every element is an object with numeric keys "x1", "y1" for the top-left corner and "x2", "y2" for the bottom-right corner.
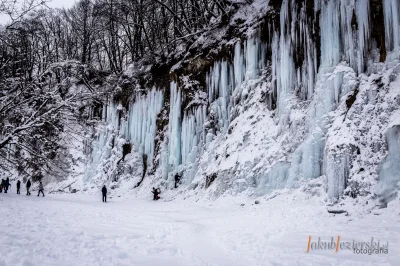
[
  {"x1": 0, "y1": 178, "x2": 10, "y2": 193},
  {"x1": 4, "y1": 171, "x2": 182, "y2": 202},
  {"x1": 151, "y1": 172, "x2": 181, "y2": 201},
  {"x1": 0, "y1": 178, "x2": 44, "y2": 197},
  {"x1": 100, "y1": 172, "x2": 182, "y2": 202}
]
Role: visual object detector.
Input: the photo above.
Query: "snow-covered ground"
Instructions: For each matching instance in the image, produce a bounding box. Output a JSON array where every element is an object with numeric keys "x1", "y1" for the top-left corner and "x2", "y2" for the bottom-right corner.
[{"x1": 0, "y1": 189, "x2": 399, "y2": 266}]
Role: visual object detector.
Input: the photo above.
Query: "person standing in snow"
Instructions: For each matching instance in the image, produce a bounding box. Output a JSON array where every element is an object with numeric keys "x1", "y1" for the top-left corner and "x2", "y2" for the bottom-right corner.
[
  {"x1": 152, "y1": 187, "x2": 160, "y2": 200},
  {"x1": 37, "y1": 181, "x2": 45, "y2": 197},
  {"x1": 26, "y1": 179, "x2": 31, "y2": 195},
  {"x1": 102, "y1": 185, "x2": 107, "y2": 203},
  {"x1": 4, "y1": 178, "x2": 10, "y2": 193},
  {"x1": 174, "y1": 173, "x2": 181, "y2": 189},
  {"x1": 16, "y1": 180, "x2": 21, "y2": 194}
]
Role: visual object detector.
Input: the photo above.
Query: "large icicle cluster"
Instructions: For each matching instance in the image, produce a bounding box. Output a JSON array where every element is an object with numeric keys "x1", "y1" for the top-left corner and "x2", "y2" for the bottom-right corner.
[
  {"x1": 162, "y1": 82, "x2": 208, "y2": 183},
  {"x1": 161, "y1": 39, "x2": 265, "y2": 185},
  {"x1": 84, "y1": 89, "x2": 163, "y2": 185},
  {"x1": 181, "y1": 106, "x2": 207, "y2": 182},
  {"x1": 84, "y1": 102, "x2": 120, "y2": 183},
  {"x1": 125, "y1": 88, "x2": 164, "y2": 165},
  {"x1": 207, "y1": 40, "x2": 265, "y2": 132},
  {"x1": 264, "y1": 0, "x2": 400, "y2": 199}
]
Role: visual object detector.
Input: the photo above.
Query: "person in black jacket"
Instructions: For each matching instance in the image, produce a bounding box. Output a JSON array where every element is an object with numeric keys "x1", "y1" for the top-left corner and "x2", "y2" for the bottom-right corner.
[
  {"x1": 174, "y1": 173, "x2": 181, "y2": 189},
  {"x1": 16, "y1": 180, "x2": 21, "y2": 194},
  {"x1": 26, "y1": 179, "x2": 31, "y2": 195},
  {"x1": 102, "y1": 185, "x2": 107, "y2": 203},
  {"x1": 4, "y1": 178, "x2": 10, "y2": 193},
  {"x1": 152, "y1": 187, "x2": 161, "y2": 200},
  {"x1": 37, "y1": 181, "x2": 45, "y2": 197}
]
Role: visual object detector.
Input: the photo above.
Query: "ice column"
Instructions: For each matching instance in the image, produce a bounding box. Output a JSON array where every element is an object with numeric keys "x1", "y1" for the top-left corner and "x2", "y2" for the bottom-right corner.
[
  {"x1": 167, "y1": 82, "x2": 182, "y2": 173},
  {"x1": 384, "y1": 0, "x2": 400, "y2": 57},
  {"x1": 84, "y1": 102, "x2": 120, "y2": 182},
  {"x1": 356, "y1": 0, "x2": 370, "y2": 74},
  {"x1": 325, "y1": 146, "x2": 354, "y2": 199},
  {"x1": 378, "y1": 126, "x2": 400, "y2": 201},
  {"x1": 320, "y1": 0, "x2": 341, "y2": 68},
  {"x1": 181, "y1": 105, "x2": 207, "y2": 182}
]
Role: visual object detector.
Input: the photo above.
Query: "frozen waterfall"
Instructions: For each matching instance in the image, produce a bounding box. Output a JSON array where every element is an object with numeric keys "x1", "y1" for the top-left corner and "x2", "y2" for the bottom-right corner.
[{"x1": 83, "y1": 0, "x2": 400, "y2": 200}]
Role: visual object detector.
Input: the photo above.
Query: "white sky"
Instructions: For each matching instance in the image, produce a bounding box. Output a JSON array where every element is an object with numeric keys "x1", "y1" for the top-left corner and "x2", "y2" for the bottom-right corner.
[{"x1": 0, "y1": 0, "x2": 77, "y2": 24}]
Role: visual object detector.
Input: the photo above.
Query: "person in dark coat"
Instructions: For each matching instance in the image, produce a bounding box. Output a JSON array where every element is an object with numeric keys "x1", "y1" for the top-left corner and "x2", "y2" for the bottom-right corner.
[
  {"x1": 37, "y1": 181, "x2": 44, "y2": 197},
  {"x1": 4, "y1": 178, "x2": 10, "y2": 193},
  {"x1": 26, "y1": 179, "x2": 31, "y2": 195},
  {"x1": 102, "y1": 185, "x2": 107, "y2": 202},
  {"x1": 174, "y1": 173, "x2": 181, "y2": 189},
  {"x1": 16, "y1": 180, "x2": 21, "y2": 194},
  {"x1": 152, "y1": 187, "x2": 160, "y2": 200},
  {"x1": 0, "y1": 179, "x2": 4, "y2": 193}
]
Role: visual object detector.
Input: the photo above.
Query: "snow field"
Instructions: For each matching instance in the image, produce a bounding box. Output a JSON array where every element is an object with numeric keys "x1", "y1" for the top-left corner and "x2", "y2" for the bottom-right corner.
[{"x1": 0, "y1": 190, "x2": 399, "y2": 266}]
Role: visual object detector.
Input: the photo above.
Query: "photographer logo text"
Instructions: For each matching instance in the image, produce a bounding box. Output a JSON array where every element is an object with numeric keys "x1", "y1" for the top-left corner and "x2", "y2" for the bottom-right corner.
[{"x1": 306, "y1": 236, "x2": 389, "y2": 255}]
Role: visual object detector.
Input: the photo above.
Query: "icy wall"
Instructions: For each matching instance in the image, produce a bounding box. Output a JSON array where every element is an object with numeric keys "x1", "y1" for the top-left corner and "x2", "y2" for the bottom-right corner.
[{"x1": 84, "y1": 0, "x2": 400, "y2": 202}]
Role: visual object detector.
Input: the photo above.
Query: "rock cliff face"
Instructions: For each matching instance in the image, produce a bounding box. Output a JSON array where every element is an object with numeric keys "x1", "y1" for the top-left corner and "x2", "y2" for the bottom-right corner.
[{"x1": 79, "y1": 0, "x2": 400, "y2": 205}]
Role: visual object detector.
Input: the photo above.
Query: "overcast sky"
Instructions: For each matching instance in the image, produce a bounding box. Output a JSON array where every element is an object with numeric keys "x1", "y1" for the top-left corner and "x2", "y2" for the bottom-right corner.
[{"x1": 0, "y1": 0, "x2": 77, "y2": 24}]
